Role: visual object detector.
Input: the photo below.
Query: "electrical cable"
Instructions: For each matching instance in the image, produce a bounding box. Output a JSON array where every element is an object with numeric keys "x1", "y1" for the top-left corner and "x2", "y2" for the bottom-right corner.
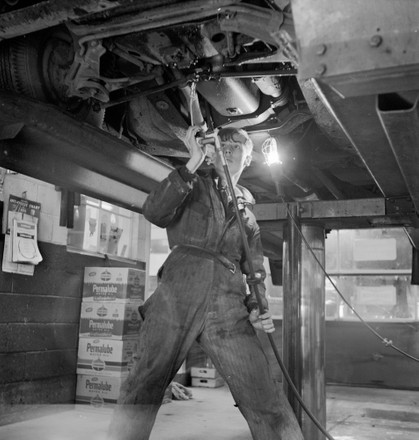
[
  {"x1": 285, "y1": 204, "x2": 419, "y2": 364},
  {"x1": 215, "y1": 140, "x2": 336, "y2": 440}
]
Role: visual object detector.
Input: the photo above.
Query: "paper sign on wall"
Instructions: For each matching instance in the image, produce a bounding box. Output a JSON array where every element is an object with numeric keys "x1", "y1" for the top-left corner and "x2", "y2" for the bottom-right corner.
[
  {"x1": 12, "y1": 218, "x2": 42, "y2": 264},
  {"x1": 2, "y1": 195, "x2": 42, "y2": 275}
]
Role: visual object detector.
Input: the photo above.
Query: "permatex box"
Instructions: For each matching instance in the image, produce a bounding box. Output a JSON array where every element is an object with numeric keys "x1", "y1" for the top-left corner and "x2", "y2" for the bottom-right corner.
[
  {"x1": 76, "y1": 374, "x2": 128, "y2": 406},
  {"x1": 79, "y1": 301, "x2": 142, "y2": 339},
  {"x1": 77, "y1": 337, "x2": 138, "y2": 376},
  {"x1": 82, "y1": 267, "x2": 145, "y2": 302}
]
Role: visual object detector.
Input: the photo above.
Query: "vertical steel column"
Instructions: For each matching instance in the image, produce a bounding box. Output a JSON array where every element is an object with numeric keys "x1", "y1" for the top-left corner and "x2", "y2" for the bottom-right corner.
[
  {"x1": 282, "y1": 204, "x2": 302, "y2": 421},
  {"x1": 282, "y1": 205, "x2": 326, "y2": 440},
  {"x1": 300, "y1": 224, "x2": 326, "y2": 439}
]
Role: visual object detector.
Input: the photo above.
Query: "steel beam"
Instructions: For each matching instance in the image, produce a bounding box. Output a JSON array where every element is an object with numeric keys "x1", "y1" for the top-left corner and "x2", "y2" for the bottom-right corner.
[
  {"x1": 0, "y1": 141, "x2": 148, "y2": 213},
  {"x1": 311, "y1": 81, "x2": 408, "y2": 199},
  {"x1": 282, "y1": 204, "x2": 302, "y2": 419},
  {"x1": 255, "y1": 198, "x2": 385, "y2": 221},
  {"x1": 0, "y1": 91, "x2": 173, "y2": 212},
  {"x1": 378, "y1": 96, "x2": 419, "y2": 212},
  {"x1": 254, "y1": 197, "x2": 419, "y2": 230},
  {"x1": 0, "y1": 0, "x2": 140, "y2": 40},
  {"x1": 67, "y1": 0, "x2": 242, "y2": 40},
  {"x1": 299, "y1": 225, "x2": 326, "y2": 439},
  {"x1": 282, "y1": 208, "x2": 326, "y2": 439}
]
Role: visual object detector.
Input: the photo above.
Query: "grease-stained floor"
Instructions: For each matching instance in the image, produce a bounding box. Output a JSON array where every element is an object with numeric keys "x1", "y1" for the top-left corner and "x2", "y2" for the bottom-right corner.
[{"x1": 0, "y1": 385, "x2": 418, "y2": 440}]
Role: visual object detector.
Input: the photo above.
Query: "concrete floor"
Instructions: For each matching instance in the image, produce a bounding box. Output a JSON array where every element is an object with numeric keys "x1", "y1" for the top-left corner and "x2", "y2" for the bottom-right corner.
[{"x1": 0, "y1": 385, "x2": 418, "y2": 440}]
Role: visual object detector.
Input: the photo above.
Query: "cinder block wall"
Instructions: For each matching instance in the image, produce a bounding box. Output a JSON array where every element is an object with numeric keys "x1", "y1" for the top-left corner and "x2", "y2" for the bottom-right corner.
[{"x1": 0, "y1": 172, "x2": 146, "y2": 425}]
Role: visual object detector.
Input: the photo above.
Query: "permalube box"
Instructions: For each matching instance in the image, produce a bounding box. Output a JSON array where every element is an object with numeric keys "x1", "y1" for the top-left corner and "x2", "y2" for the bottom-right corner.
[
  {"x1": 77, "y1": 337, "x2": 138, "y2": 376},
  {"x1": 79, "y1": 301, "x2": 142, "y2": 339},
  {"x1": 76, "y1": 374, "x2": 128, "y2": 406},
  {"x1": 82, "y1": 267, "x2": 145, "y2": 302}
]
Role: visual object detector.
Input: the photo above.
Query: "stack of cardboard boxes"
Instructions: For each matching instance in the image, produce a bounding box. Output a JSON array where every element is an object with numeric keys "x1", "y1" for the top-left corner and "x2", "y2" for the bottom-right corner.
[
  {"x1": 76, "y1": 267, "x2": 145, "y2": 406},
  {"x1": 191, "y1": 362, "x2": 224, "y2": 388}
]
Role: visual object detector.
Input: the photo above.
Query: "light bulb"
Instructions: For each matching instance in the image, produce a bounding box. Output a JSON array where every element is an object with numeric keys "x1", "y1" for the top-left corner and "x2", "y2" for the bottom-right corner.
[{"x1": 261, "y1": 137, "x2": 281, "y2": 166}]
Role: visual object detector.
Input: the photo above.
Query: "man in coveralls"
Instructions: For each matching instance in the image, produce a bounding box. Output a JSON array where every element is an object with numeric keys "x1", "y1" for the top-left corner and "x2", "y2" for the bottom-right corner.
[{"x1": 107, "y1": 126, "x2": 304, "y2": 440}]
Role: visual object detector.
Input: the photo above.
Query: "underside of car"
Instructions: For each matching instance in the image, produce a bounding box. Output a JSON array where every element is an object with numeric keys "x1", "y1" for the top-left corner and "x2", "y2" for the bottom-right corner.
[{"x1": 0, "y1": 0, "x2": 418, "y2": 260}]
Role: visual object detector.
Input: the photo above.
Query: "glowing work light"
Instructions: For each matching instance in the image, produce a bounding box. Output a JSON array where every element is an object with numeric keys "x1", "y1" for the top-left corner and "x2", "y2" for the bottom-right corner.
[
  {"x1": 261, "y1": 135, "x2": 286, "y2": 198},
  {"x1": 261, "y1": 136, "x2": 282, "y2": 166}
]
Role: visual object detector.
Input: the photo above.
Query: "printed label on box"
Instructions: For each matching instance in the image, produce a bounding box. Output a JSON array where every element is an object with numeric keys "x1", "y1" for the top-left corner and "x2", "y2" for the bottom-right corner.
[
  {"x1": 83, "y1": 267, "x2": 145, "y2": 302},
  {"x1": 77, "y1": 337, "x2": 138, "y2": 376},
  {"x1": 76, "y1": 374, "x2": 128, "y2": 406},
  {"x1": 79, "y1": 301, "x2": 142, "y2": 339}
]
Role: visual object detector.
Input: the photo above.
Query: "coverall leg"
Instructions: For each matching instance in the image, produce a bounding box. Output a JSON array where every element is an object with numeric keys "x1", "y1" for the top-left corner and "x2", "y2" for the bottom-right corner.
[
  {"x1": 107, "y1": 249, "x2": 215, "y2": 440},
  {"x1": 107, "y1": 248, "x2": 303, "y2": 440},
  {"x1": 198, "y1": 265, "x2": 304, "y2": 440}
]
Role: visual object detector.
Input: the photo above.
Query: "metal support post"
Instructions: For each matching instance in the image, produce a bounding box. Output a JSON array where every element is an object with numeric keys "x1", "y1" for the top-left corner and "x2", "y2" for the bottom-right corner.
[
  {"x1": 282, "y1": 204, "x2": 326, "y2": 439},
  {"x1": 282, "y1": 204, "x2": 302, "y2": 420}
]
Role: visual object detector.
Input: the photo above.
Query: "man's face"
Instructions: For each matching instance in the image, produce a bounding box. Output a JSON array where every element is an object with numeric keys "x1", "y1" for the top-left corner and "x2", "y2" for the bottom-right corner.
[{"x1": 213, "y1": 139, "x2": 252, "y2": 176}]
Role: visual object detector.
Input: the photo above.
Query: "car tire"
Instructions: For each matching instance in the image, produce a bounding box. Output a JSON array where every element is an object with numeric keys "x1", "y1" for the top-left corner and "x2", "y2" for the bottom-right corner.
[{"x1": 0, "y1": 26, "x2": 105, "y2": 127}]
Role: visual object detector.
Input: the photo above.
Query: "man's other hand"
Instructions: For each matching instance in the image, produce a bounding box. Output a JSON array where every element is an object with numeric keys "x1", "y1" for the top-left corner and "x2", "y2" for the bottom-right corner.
[
  {"x1": 249, "y1": 309, "x2": 275, "y2": 333},
  {"x1": 185, "y1": 126, "x2": 206, "y2": 172}
]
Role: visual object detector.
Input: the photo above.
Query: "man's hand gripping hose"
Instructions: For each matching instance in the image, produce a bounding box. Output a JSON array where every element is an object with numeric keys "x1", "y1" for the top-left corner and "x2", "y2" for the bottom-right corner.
[{"x1": 210, "y1": 129, "x2": 336, "y2": 440}]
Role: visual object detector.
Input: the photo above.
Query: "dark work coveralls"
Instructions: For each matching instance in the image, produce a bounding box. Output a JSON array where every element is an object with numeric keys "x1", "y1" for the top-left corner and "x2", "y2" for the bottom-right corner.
[{"x1": 107, "y1": 168, "x2": 303, "y2": 440}]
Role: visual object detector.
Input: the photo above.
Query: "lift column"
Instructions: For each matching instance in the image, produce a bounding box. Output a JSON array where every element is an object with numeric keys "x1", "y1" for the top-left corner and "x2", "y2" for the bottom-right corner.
[{"x1": 282, "y1": 205, "x2": 326, "y2": 440}]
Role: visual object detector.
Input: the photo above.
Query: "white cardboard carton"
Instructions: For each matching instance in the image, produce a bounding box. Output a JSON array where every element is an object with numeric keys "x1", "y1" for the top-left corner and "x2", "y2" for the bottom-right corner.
[
  {"x1": 77, "y1": 337, "x2": 138, "y2": 376},
  {"x1": 191, "y1": 377, "x2": 224, "y2": 388},
  {"x1": 79, "y1": 301, "x2": 142, "y2": 339},
  {"x1": 191, "y1": 367, "x2": 220, "y2": 379},
  {"x1": 83, "y1": 267, "x2": 145, "y2": 302}
]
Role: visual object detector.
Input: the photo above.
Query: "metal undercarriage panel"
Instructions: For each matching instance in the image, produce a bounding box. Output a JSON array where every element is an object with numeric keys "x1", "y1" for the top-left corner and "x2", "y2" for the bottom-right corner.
[{"x1": 0, "y1": 0, "x2": 419, "y2": 262}]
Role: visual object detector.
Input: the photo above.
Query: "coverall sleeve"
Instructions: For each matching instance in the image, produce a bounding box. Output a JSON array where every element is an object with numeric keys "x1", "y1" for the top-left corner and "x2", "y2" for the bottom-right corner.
[
  {"x1": 241, "y1": 208, "x2": 269, "y2": 312},
  {"x1": 142, "y1": 168, "x2": 193, "y2": 228}
]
